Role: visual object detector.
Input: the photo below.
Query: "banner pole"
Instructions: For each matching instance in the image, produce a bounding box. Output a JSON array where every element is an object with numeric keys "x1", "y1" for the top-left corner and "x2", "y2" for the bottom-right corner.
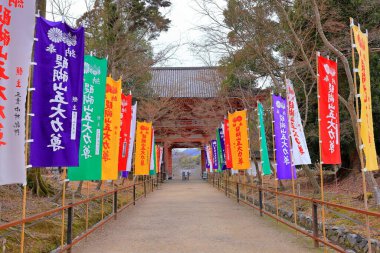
[
  {"x1": 316, "y1": 51, "x2": 328, "y2": 252},
  {"x1": 20, "y1": 63, "x2": 34, "y2": 253},
  {"x1": 270, "y1": 94, "x2": 280, "y2": 222},
  {"x1": 350, "y1": 18, "x2": 372, "y2": 253},
  {"x1": 285, "y1": 92, "x2": 298, "y2": 230},
  {"x1": 101, "y1": 180, "x2": 104, "y2": 221},
  {"x1": 257, "y1": 104, "x2": 265, "y2": 211},
  {"x1": 60, "y1": 167, "x2": 67, "y2": 250},
  {"x1": 246, "y1": 111, "x2": 254, "y2": 202},
  {"x1": 86, "y1": 181, "x2": 89, "y2": 233}
]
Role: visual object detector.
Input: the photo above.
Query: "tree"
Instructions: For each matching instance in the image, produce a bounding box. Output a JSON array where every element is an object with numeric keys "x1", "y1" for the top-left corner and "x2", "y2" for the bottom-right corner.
[
  {"x1": 193, "y1": 0, "x2": 380, "y2": 197},
  {"x1": 77, "y1": 0, "x2": 171, "y2": 83}
]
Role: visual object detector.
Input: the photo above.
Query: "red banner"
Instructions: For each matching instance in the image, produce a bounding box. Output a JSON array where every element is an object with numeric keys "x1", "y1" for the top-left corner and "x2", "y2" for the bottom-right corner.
[
  {"x1": 223, "y1": 118, "x2": 233, "y2": 169},
  {"x1": 318, "y1": 55, "x2": 341, "y2": 164},
  {"x1": 118, "y1": 94, "x2": 132, "y2": 171}
]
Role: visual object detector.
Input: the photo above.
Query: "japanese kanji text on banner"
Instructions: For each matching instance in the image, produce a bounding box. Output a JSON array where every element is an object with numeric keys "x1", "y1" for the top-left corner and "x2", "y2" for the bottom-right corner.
[
  {"x1": 68, "y1": 56, "x2": 107, "y2": 181},
  {"x1": 352, "y1": 25, "x2": 379, "y2": 171},
  {"x1": 0, "y1": 1, "x2": 35, "y2": 185},
  {"x1": 30, "y1": 17, "x2": 85, "y2": 167},
  {"x1": 134, "y1": 121, "x2": 153, "y2": 175},
  {"x1": 228, "y1": 110, "x2": 250, "y2": 170},
  {"x1": 318, "y1": 55, "x2": 341, "y2": 164},
  {"x1": 286, "y1": 79, "x2": 311, "y2": 165},
  {"x1": 118, "y1": 94, "x2": 132, "y2": 171},
  {"x1": 101, "y1": 76, "x2": 122, "y2": 180},
  {"x1": 273, "y1": 95, "x2": 296, "y2": 180}
]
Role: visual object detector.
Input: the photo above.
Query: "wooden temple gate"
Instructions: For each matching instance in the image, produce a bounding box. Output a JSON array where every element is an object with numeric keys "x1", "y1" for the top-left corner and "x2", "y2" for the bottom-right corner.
[{"x1": 147, "y1": 67, "x2": 265, "y2": 179}]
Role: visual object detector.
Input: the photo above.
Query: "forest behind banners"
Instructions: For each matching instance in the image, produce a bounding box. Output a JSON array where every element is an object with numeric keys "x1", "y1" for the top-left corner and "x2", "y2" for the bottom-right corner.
[{"x1": 193, "y1": 0, "x2": 380, "y2": 197}]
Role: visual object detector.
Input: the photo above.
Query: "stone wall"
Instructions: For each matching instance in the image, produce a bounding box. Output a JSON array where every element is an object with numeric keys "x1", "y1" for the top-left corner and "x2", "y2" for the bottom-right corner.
[{"x1": 231, "y1": 189, "x2": 380, "y2": 253}]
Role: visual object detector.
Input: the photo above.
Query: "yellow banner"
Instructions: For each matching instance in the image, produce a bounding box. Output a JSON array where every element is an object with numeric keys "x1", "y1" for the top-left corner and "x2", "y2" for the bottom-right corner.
[
  {"x1": 228, "y1": 110, "x2": 250, "y2": 170},
  {"x1": 134, "y1": 121, "x2": 153, "y2": 175},
  {"x1": 353, "y1": 25, "x2": 379, "y2": 171},
  {"x1": 101, "y1": 77, "x2": 122, "y2": 180}
]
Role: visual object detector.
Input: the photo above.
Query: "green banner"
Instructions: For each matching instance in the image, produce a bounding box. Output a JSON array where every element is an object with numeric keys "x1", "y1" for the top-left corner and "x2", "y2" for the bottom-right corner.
[
  {"x1": 216, "y1": 128, "x2": 224, "y2": 172},
  {"x1": 68, "y1": 56, "x2": 108, "y2": 180},
  {"x1": 258, "y1": 103, "x2": 272, "y2": 175},
  {"x1": 150, "y1": 144, "x2": 157, "y2": 175}
]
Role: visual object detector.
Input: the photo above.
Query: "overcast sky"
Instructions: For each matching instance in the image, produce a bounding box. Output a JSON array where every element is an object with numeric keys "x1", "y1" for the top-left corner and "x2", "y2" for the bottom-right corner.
[{"x1": 46, "y1": 0, "x2": 226, "y2": 67}]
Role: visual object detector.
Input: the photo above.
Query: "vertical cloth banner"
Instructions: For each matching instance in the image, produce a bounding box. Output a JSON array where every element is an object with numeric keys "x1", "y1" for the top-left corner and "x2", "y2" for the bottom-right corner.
[
  {"x1": 205, "y1": 144, "x2": 213, "y2": 172},
  {"x1": 126, "y1": 102, "x2": 137, "y2": 172},
  {"x1": 273, "y1": 95, "x2": 296, "y2": 180},
  {"x1": 101, "y1": 77, "x2": 122, "y2": 180},
  {"x1": 134, "y1": 121, "x2": 153, "y2": 175},
  {"x1": 258, "y1": 103, "x2": 271, "y2": 175},
  {"x1": 211, "y1": 140, "x2": 218, "y2": 171},
  {"x1": 219, "y1": 126, "x2": 227, "y2": 170},
  {"x1": 286, "y1": 79, "x2": 311, "y2": 165},
  {"x1": 158, "y1": 146, "x2": 163, "y2": 173},
  {"x1": 353, "y1": 25, "x2": 379, "y2": 171},
  {"x1": 30, "y1": 17, "x2": 85, "y2": 166},
  {"x1": 205, "y1": 146, "x2": 211, "y2": 169},
  {"x1": 223, "y1": 118, "x2": 233, "y2": 169},
  {"x1": 150, "y1": 130, "x2": 156, "y2": 175},
  {"x1": 0, "y1": 1, "x2": 35, "y2": 185},
  {"x1": 228, "y1": 110, "x2": 250, "y2": 170},
  {"x1": 318, "y1": 55, "x2": 341, "y2": 164},
  {"x1": 216, "y1": 128, "x2": 225, "y2": 171},
  {"x1": 155, "y1": 145, "x2": 160, "y2": 173},
  {"x1": 68, "y1": 56, "x2": 107, "y2": 181},
  {"x1": 118, "y1": 94, "x2": 132, "y2": 171}
]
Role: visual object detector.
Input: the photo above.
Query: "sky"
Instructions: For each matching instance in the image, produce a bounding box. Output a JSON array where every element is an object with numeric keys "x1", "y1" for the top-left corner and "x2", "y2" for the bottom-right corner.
[{"x1": 46, "y1": 0, "x2": 226, "y2": 67}]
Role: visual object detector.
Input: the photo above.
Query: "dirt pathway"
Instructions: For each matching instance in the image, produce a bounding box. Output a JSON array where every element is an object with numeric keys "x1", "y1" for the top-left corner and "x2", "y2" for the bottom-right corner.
[{"x1": 74, "y1": 180, "x2": 322, "y2": 253}]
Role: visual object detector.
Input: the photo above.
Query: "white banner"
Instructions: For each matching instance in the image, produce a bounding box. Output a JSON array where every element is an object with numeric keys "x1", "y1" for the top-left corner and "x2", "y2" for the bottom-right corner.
[
  {"x1": 126, "y1": 103, "x2": 137, "y2": 172},
  {"x1": 286, "y1": 79, "x2": 311, "y2": 165},
  {"x1": 0, "y1": 2, "x2": 35, "y2": 185},
  {"x1": 248, "y1": 161, "x2": 257, "y2": 176},
  {"x1": 205, "y1": 144, "x2": 213, "y2": 171}
]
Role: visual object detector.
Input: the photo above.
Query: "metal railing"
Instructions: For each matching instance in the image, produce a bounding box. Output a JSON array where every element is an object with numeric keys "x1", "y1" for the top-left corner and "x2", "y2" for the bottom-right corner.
[
  {"x1": 208, "y1": 173, "x2": 380, "y2": 253},
  {"x1": 0, "y1": 177, "x2": 159, "y2": 252}
]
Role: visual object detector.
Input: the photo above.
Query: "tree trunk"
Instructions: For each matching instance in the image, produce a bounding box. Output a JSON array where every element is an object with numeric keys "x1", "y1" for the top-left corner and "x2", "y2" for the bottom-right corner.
[
  {"x1": 75, "y1": 181, "x2": 84, "y2": 196},
  {"x1": 302, "y1": 165, "x2": 320, "y2": 194},
  {"x1": 50, "y1": 180, "x2": 69, "y2": 202},
  {"x1": 27, "y1": 168, "x2": 55, "y2": 197},
  {"x1": 96, "y1": 180, "x2": 102, "y2": 190}
]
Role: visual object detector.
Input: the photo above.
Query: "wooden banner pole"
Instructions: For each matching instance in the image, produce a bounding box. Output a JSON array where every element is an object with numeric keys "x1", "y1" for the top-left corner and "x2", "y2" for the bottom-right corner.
[
  {"x1": 20, "y1": 63, "x2": 34, "y2": 253},
  {"x1": 101, "y1": 180, "x2": 104, "y2": 221},
  {"x1": 285, "y1": 90, "x2": 298, "y2": 230},
  {"x1": 60, "y1": 167, "x2": 67, "y2": 250},
  {"x1": 86, "y1": 181, "x2": 89, "y2": 232},
  {"x1": 316, "y1": 51, "x2": 328, "y2": 252},
  {"x1": 246, "y1": 110, "x2": 254, "y2": 202},
  {"x1": 350, "y1": 18, "x2": 372, "y2": 253},
  {"x1": 257, "y1": 104, "x2": 266, "y2": 211},
  {"x1": 270, "y1": 94, "x2": 280, "y2": 222}
]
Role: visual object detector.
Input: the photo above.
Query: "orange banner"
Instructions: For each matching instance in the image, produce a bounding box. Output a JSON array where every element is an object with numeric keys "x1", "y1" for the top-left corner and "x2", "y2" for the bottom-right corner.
[
  {"x1": 228, "y1": 110, "x2": 250, "y2": 170},
  {"x1": 101, "y1": 77, "x2": 122, "y2": 180},
  {"x1": 353, "y1": 25, "x2": 379, "y2": 171},
  {"x1": 134, "y1": 121, "x2": 153, "y2": 175}
]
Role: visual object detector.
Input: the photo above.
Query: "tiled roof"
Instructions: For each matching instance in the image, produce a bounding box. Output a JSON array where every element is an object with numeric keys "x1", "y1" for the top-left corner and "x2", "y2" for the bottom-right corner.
[{"x1": 148, "y1": 67, "x2": 223, "y2": 97}]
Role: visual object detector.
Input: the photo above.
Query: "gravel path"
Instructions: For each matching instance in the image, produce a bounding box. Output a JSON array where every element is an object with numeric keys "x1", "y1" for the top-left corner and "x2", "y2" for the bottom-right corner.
[{"x1": 73, "y1": 179, "x2": 322, "y2": 253}]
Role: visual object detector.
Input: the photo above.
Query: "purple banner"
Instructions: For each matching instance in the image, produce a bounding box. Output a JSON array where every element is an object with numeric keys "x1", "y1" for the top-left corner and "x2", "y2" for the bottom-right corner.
[
  {"x1": 30, "y1": 17, "x2": 84, "y2": 167},
  {"x1": 211, "y1": 140, "x2": 218, "y2": 170},
  {"x1": 121, "y1": 171, "x2": 129, "y2": 178},
  {"x1": 273, "y1": 95, "x2": 296, "y2": 180},
  {"x1": 218, "y1": 127, "x2": 227, "y2": 170}
]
